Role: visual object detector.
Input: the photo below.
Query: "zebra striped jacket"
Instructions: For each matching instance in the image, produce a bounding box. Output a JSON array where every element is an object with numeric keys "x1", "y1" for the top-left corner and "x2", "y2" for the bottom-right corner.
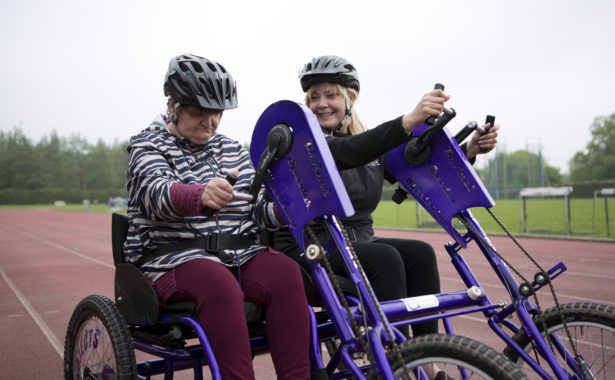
[{"x1": 123, "y1": 114, "x2": 282, "y2": 282}]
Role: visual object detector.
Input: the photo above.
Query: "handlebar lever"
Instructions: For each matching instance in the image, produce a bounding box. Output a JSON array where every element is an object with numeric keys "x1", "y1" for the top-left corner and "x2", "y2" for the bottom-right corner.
[
  {"x1": 232, "y1": 191, "x2": 253, "y2": 202},
  {"x1": 404, "y1": 106, "x2": 456, "y2": 166},
  {"x1": 392, "y1": 185, "x2": 409, "y2": 204},
  {"x1": 202, "y1": 173, "x2": 238, "y2": 217},
  {"x1": 454, "y1": 121, "x2": 478, "y2": 144},
  {"x1": 247, "y1": 123, "x2": 293, "y2": 201},
  {"x1": 402, "y1": 83, "x2": 457, "y2": 166},
  {"x1": 424, "y1": 83, "x2": 445, "y2": 125},
  {"x1": 479, "y1": 115, "x2": 495, "y2": 153},
  {"x1": 202, "y1": 123, "x2": 293, "y2": 217}
]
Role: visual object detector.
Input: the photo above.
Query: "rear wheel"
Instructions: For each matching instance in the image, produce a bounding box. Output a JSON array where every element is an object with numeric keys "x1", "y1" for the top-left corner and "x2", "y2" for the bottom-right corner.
[
  {"x1": 504, "y1": 302, "x2": 615, "y2": 379},
  {"x1": 388, "y1": 334, "x2": 529, "y2": 379},
  {"x1": 64, "y1": 294, "x2": 136, "y2": 380}
]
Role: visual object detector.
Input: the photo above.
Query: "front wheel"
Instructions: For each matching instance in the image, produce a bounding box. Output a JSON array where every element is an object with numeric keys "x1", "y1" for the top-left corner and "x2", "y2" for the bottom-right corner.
[
  {"x1": 64, "y1": 294, "x2": 136, "y2": 380},
  {"x1": 504, "y1": 302, "x2": 615, "y2": 379},
  {"x1": 387, "y1": 333, "x2": 528, "y2": 379}
]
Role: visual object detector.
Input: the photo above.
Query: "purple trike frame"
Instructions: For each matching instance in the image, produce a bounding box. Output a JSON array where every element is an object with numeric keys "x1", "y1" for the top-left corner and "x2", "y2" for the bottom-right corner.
[
  {"x1": 124, "y1": 99, "x2": 586, "y2": 380},
  {"x1": 250, "y1": 100, "x2": 509, "y2": 379},
  {"x1": 386, "y1": 114, "x2": 584, "y2": 379},
  {"x1": 250, "y1": 100, "x2": 587, "y2": 379}
]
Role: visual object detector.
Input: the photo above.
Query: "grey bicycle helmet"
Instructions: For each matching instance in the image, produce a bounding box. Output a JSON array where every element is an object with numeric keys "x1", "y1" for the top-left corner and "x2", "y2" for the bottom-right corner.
[
  {"x1": 298, "y1": 55, "x2": 360, "y2": 93},
  {"x1": 164, "y1": 54, "x2": 238, "y2": 110}
]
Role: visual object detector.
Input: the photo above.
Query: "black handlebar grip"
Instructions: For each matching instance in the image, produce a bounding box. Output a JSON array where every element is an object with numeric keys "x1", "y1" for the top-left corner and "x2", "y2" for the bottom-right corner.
[
  {"x1": 224, "y1": 173, "x2": 238, "y2": 186},
  {"x1": 480, "y1": 115, "x2": 496, "y2": 153},
  {"x1": 392, "y1": 185, "x2": 409, "y2": 204},
  {"x1": 454, "y1": 121, "x2": 478, "y2": 144},
  {"x1": 202, "y1": 173, "x2": 238, "y2": 217},
  {"x1": 485, "y1": 115, "x2": 495, "y2": 128},
  {"x1": 425, "y1": 83, "x2": 445, "y2": 125}
]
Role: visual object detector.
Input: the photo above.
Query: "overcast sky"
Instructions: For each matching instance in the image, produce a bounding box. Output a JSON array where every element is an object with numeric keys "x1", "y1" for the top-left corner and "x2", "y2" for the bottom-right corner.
[{"x1": 1, "y1": 0, "x2": 614, "y2": 174}]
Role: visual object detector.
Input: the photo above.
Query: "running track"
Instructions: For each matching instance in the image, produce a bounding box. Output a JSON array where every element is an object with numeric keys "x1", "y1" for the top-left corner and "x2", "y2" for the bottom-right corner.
[{"x1": 1, "y1": 209, "x2": 614, "y2": 379}]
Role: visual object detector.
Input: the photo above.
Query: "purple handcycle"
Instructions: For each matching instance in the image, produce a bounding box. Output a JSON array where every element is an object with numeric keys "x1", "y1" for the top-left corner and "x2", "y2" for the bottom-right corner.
[
  {"x1": 63, "y1": 98, "x2": 537, "y2": 379},
  {"x1": 380, "y1": 90, "x2": 615, "y2": 380}
]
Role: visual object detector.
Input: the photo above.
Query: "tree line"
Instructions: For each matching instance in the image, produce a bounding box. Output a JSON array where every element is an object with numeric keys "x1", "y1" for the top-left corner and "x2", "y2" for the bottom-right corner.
[
  {"x1": 0, "y1": 129, "x2": 129, "y2": 204},
  {"x1": 476, "y1": 112, "x2": 615, "y2": 198},
  {"x1": 1, "y1": 112, "x2": 613, "y2": 204}
]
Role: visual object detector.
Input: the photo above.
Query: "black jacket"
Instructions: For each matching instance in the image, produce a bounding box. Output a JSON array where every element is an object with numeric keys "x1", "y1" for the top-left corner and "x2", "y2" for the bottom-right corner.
[{"x1": 326, "y1": 116, "x2": 408, "y2": 231}]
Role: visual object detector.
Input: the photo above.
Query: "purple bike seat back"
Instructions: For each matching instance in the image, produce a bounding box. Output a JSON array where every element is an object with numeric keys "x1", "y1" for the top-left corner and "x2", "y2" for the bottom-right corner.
[
  {"x1": 250, "y1": 100, "x2": 354, "y2": 251},
  {"x1": 386, "y1": 125, "x2": 494, "y2": 248}
]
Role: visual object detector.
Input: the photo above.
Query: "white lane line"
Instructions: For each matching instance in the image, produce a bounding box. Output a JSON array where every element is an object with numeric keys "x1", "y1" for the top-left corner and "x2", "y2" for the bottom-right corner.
[
  {"x1": 0, "y1": 266, "x2": 63, "y2": 358},
  {"x1": 1, "y1": 224, "x2": 113, "y2": 269},
  {"x1": 457, "y1": 314, "x2": 488, "y2": 323},
  {"x1": 565, "y1": 270, "x2": 615, "y2": 281}
]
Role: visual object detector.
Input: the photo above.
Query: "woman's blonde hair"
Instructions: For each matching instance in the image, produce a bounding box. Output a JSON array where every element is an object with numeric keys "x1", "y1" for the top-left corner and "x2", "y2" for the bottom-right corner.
[{"x1": 305, "y1": 83, "x2": 366, "y2": 136}]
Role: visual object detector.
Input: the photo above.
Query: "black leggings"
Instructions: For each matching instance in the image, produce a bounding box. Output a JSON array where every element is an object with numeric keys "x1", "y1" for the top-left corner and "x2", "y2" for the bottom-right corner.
[
  {"x1": 276, "y1": 233, "x2": 440, "y2": 337},
  {"x1": 369, "y1": 237, "x2": 440, "y2": 336}
]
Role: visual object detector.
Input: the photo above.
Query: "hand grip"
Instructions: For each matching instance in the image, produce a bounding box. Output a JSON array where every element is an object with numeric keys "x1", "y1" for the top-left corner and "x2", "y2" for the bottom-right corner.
[
  {"x1": 480, "y1": 115, "x2": 495, "y2": 153},
  {"x1": 454, "y1": 121, "x2": 478, "y2": 144},
  {"x1": 485, "y1": 115, "x2": 495, "y2": 129},
  {"x1": 202, "y1": 173, "x2": 238, "y2": 217},
  {"x1": 425, "y1": 83, "x2": 445, "y2": 125},
  {"x1": 392, "y1": 185, "x2": 409, "y2": 204}
]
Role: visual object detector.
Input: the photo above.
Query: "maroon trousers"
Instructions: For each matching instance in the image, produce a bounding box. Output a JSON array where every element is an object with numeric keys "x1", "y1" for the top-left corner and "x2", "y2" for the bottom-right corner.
[{"x1": 153, "y1": 248, "x2": 310, "y2": 380}]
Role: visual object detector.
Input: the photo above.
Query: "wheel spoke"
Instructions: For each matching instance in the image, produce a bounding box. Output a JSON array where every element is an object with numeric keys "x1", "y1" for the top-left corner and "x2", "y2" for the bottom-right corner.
[
  {"x1": 64, "y1": 295, "x2": 135, "y2": 380},
  {"x1": 508, "y1": 303, "x2": 615, "y2": 380}
]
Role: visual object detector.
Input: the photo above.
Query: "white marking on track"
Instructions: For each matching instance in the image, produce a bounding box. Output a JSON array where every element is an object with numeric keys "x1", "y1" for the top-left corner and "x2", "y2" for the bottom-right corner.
[
  {"x1": 0, "y1": 266, "x2": 63, "y2": 357},
  {"x1": 1, "y1": 224, "x2": 113, "y2": 269}
]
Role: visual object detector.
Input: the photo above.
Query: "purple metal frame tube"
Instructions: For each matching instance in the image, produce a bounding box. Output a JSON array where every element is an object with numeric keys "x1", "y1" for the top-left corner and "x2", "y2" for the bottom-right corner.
[
  {"x1": 515, "y1": 303, "x2": 570, "y2": 379},
  {"x1": 449, "y1": 223, "x2": 569, "y2": 378},
  {"x1": 324, "y1": 217, "x2": 388, "y2": 328},
  {"x1": 487, "y1": 318, "x2": 552, "y2": 379},
  {"x1": 310, "y1": 265, "x2": 358, "y2": 343},
  {"x1": 164, "y1": 315, "x2": 219, "y2": 380},
  {"x1": 308, "y1": 307, "x2": 325, "y2": 373},
  {"x1": 378, "y1": 289, "x2": 485, "y2": 322},
  {"x1": 367, "y1": 325, "x2": 396, "y2": 379}
]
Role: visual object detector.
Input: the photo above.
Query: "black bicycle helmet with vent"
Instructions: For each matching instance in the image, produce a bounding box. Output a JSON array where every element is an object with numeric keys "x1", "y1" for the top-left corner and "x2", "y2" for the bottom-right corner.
[
  {"x1": 298, "y1": 55, "x2": 360, "y2": 93},
  {"x1": 164, "y1": 54, "x2": 238, "y2": 110}
]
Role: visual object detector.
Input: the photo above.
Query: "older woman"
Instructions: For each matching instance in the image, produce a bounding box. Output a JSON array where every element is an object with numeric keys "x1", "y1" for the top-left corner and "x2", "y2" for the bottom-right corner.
[
  {"x1": 123, "y1": 54, "x2": 310, "y2": 380},
  {"x1": 274, "y1": 55, "x2": 499, "y2": 380}
]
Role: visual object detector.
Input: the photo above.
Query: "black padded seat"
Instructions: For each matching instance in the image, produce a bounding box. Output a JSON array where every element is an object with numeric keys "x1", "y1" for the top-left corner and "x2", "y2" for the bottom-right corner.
[{"x1": 111, "y1": 213, "x2": 265, "y2": 327}]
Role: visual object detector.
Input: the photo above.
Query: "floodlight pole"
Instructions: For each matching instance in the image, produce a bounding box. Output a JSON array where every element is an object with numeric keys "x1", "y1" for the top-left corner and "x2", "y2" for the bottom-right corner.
[{"x1": 606, "y1": 196, "x2": 610, "y2": 236}]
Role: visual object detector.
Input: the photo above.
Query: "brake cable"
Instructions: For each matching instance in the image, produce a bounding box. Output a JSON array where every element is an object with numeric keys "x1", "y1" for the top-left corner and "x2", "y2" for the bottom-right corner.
[
  {"x1": 305, "y1": 220, "x2": 412, "y2": 378},
  {"x1": 457, "y1": 209, "x2": 588, "y2": 379}
]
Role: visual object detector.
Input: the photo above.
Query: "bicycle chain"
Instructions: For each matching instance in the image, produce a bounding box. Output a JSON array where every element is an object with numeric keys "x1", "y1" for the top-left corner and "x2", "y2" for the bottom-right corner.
[
  {"x1": 305, "y1": 220, "x2": 411, "y2": 378},
  {"x1": 459, "y1": 208, "x2": 587, "y2": 379},
  {"x1": 334, "y1": 218, "x2": 411, "y2": 377},
  {"x1": 305, "y1": 224, "x2": 376, "y2": 368}
]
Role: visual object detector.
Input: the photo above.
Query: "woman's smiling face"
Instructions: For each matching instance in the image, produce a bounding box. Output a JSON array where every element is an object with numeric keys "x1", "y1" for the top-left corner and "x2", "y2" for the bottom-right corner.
[{"x1": 307, "y1": 83, "x2": 352, "y2": 131}]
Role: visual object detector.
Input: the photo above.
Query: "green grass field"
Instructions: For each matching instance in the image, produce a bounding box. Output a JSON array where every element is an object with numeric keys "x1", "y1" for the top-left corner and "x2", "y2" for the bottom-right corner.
[
  {"x1": 373, "y1": 198, "x2": 615, "y2": 239},
  {"x1": 3, "y1": 198, "x2": 614, "y2": 239}
]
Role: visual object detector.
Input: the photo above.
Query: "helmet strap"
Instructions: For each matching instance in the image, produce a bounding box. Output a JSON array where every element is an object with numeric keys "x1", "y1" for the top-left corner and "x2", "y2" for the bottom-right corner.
[
  {"x1": 168, "y1": 102, "x2": 188, "y2": 140},
  {"x1": 334, "y1": 88, "x2": 352, "y2": 134}
]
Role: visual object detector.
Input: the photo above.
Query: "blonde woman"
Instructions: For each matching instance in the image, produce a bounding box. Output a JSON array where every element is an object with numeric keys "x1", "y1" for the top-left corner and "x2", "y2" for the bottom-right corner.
[{"x1": 274, "y1": 55, "x2": 499, "y2": 380}]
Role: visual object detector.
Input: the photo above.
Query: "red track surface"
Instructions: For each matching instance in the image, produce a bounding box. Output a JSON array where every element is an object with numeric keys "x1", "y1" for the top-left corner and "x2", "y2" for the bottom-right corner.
[{"x1": 1, "y1": 209, "x2": 614, "y2": 379}]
